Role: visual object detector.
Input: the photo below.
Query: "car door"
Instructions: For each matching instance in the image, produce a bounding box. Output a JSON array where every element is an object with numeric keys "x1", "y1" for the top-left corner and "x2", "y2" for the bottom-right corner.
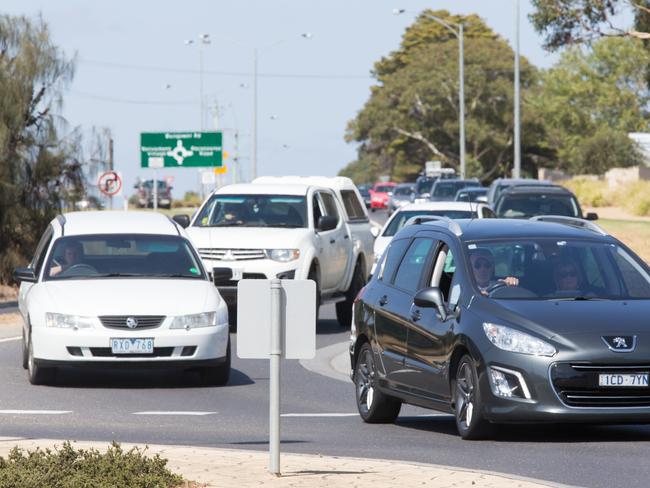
[
  {"x1": 405, "y1": 236, "x2": 461, "y2": 402},
  {"x1": 371, "y1": 238, "x2": 411, "y2": 387},
  {"x1": 19, "y1": 225, "x2": 53, "y2": 320},
  {"x1": 315, "y1": 191, "x2": 350, "y2": 291}
]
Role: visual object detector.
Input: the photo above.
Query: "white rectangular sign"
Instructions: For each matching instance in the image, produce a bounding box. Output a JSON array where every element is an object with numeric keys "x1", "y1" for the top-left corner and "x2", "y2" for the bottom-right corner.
[{"x1": 236, "y1": 279, "x2": 316, "y2": 359}]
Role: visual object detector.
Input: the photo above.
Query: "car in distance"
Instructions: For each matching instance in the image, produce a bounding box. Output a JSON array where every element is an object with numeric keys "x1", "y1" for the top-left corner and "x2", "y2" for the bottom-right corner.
[
  {"x1": 134, "y1": 179, "x2": 173, "y2": 209},
  {"x1": 454, "y1": 187, "x2": 487, "y2": 203},
  {"x1": 494, "y1": 185, "x2": 597, "y2": 220},
  {"x1": 357, "y1": 184, "x2": 372, "y2": 208},
  {"x1": 14, "y1": 211, "x2": 230, "y2": 386},
  {"x1": 369, "y1": 182, "x2": 397, "y2": 211},
  {"x1": 387, "y1": 183, "x2": 416, "y2": 215},
  {"x1": 486, "y1": 178, "x2": 554, "y2": 208},
  {"x1": 371, "y1": 201, "x2": 494, "y2": 273},
  {"x1": 425, "y1": 178, "x2": 481, "y2": 202},
  {"x1": 350, "y1": 216, "x2": 650, "y2": 439}
]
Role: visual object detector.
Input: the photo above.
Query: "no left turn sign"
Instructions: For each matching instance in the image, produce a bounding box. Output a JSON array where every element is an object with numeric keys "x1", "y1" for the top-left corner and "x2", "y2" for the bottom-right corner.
[{"x1": 98, "y1": 171, "x2": 122, "y2": 196}]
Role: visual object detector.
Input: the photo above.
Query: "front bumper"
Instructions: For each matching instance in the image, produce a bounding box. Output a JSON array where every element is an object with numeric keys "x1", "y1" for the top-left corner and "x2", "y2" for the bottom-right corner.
[{"x1": 32, "y1": 322, "x2": 229, "y2": 364}]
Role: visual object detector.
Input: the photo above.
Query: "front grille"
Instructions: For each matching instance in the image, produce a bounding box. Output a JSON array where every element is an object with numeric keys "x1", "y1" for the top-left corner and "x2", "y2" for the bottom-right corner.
[
  {"x1": 99, "y1": 316, "x2": 165, "y2": 330},
  {"x1": 219, "y1": 273, "x2": 267, "y2": 287},
  {"x1": 198, "y1": 248, "x2": 266, "y2": 261},
  {"x1": 90, "y1": 347, "x2": 174, "y2": 358},
  {"x1": 551, "y1": 363, "x2": 650, "y2": 407}
]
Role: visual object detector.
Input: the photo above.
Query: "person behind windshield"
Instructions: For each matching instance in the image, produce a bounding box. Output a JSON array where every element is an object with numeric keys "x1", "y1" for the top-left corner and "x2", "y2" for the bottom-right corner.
[
  {"x1": 552, "y1": 257, "x2": 582, "y2": 293},
  {"x1": 469, "y1": 248, "x2": 519, "y2": 296},
  {"x1": 50, "y1": 241, "x2": 84, "y2": 276}
]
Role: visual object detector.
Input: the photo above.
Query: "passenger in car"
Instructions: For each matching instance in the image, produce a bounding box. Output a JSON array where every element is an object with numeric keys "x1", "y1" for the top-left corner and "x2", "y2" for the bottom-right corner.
[
  {"x1": 50, "y1": 241, "x2": 84, "y2": 276},
  {"x1": 469, "y1": 248, "x2": 519, "y2": 296},
  {"x1": 552, "y1": 257, "x2": 582, "y2": 292}
]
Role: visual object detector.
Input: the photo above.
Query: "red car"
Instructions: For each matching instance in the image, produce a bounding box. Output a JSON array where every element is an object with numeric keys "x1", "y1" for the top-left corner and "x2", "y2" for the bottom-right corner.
[{"x1": 369, "y1": 182, "x2": 397, "y2": 211}]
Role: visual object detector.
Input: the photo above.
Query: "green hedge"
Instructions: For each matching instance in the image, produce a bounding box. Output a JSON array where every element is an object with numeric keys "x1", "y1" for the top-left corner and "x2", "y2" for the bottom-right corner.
[{"x1": 0, "y1": 441, "x2": 185, "y2": 488}]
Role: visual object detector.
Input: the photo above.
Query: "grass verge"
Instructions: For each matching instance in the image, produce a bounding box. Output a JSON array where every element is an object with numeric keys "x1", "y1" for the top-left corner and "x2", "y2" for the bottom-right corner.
[{"x1": 598, "y1": 219, "x2": 650, "y2": 263}]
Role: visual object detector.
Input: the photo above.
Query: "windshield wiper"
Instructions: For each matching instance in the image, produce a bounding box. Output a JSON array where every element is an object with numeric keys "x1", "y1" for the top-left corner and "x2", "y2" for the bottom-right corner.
[
  {"x1": 548, "y1": 296, "x2": 610, "y2": 301},
  {"x1": 94, "y1": 273, "x2": 145, "y2": 278}
]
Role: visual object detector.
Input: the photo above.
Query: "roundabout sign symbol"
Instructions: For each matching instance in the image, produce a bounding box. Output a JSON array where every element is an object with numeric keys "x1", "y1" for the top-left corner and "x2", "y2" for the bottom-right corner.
[{"x1": 98, "y1": 171, "x2": 122, "y2": 196}]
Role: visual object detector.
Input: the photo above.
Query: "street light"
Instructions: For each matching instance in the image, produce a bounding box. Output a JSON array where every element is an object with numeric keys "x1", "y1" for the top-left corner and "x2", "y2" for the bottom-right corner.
[
  {"x1": 513, "y1": 0, "x2": 521, "y2": 178},
  {"x1": 185, "y1": 33, "x2": 212, "y2": 130},
  {"x1": 393, "y1": 9, "x2": 466, "y2": 179}
]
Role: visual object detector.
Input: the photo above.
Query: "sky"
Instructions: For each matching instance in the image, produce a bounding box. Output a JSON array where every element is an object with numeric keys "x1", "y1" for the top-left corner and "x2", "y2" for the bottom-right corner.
[{"x1": 3, "y1": 0, "x2": 634, "y2": 207}]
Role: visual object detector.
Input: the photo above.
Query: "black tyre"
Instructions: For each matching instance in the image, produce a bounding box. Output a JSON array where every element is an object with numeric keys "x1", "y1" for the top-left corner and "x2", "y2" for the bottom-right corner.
[
  {"x1": 27, "y1": 334, "x2": 55, "y2": 386},
  {"x1": 200, "y1": 339, "x2": 231, "y2": 386},
  {"x1": 336, "y1": 260, "x2": 365, "y2": 327},
  {"x1": 308, "y1": 265, "x2": 321, "y2": 322},
  {"x1": 354, "y1": 343, "x2": 401, "y2": 423},
  {"x1": 453, "y1": 354, "x2": 493, "y2": 440},
  {"x1": 21, "y1": 329, "x2": 28, "y2": 370}
]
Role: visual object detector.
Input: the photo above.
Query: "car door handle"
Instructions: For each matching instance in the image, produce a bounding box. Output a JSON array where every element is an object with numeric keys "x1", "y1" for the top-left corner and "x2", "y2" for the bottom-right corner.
[
  {"x1": 411, "y1": 310, "x2": 421, "y2": 322},
  {"x1": 330, "y1": 239, "x2": 336, "y2": 244},
  {"x1": 379, "y1": 295, "x2": 388, "y2": 306},
  {"x1": 343, "y1": 235, "x2": 349, "y2": 239}
]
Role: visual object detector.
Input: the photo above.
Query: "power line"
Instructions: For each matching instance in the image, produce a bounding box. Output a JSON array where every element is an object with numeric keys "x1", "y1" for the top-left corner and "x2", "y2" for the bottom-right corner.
[
  {"x1": 80, "y1": 58, "x2": 373, "y2": 80},
  {"x1": 69, "y1": 91, "x2": 197, "y2": 105}
]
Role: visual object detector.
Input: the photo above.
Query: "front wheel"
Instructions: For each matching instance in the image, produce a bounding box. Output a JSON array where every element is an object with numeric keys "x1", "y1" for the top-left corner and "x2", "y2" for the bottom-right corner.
[
  {"x1": 336, "y1": 261, "x2": 365, "y2": 327},
  {"x1": 354, "y1": 343, "x2": 401, "y2": 423},
  {"x1": 200, "y1": 339, "x2": 231, "y2": 386},
  {"x1": 308, "y1": 266, "x2": 321, "y2": 322},
  {"x1": 27, "y1": 334, "x2": 55, "y2": 386},
  {"x1": 453, "y1": 354, "x2": 492, "y2": 440}
]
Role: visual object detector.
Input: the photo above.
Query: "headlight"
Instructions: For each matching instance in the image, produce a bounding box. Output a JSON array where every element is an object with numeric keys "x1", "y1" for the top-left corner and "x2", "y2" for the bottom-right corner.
[
  {"x1": 45, "y1": 313, "x2": 94, "y2": 329},
  {"x1": 170, "y1": 312, "x2": 217, "y2": 329},
  {"x1": 482, "y1": 323, "x2": 556, "y2": 357},
  {"x1": 266, "y1": 249, "x2": 300, "y2": 262}
]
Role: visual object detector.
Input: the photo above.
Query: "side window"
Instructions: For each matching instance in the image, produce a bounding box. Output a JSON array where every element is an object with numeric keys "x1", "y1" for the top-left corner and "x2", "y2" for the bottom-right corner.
[
  {"x1": 482, "y1": 207, "x2": 495, "y2": 218},
  {"x1": 194, "y1": 196, "x2": 217, "y2": 227},
  {"x1": 312, "y1": 194, "x2": 324, "y2": 227},
  {"x1": 320, "y1": 192, "x2": 340, "y2": 224},
  {"x1": 340, "y1": 190, "x2": 366, "y2": 221},
  {"x1": 612, "y1": 248, "x2": 650, "y2": 298},
  {"x1": 379, "y1": 239, "x2": 411, "y2": 283},
  {"x1": 393, "y1": 238, "x2": 435, "y2": 292},
  {"x1": 32, "y1": 225, "x2": 53, "y2": 276},
  {"x1": 429, "y1": 242, "x2": 456, "y2": 302}
]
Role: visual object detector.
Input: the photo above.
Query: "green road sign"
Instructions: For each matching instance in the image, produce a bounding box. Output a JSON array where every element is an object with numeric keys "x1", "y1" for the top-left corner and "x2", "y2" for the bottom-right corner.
[{"x1": 140, "y1": 131, "x2": 223, "y2": 168}]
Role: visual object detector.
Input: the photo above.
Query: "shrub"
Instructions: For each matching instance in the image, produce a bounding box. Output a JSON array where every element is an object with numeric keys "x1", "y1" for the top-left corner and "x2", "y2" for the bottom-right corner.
[
  {"x1": 614, "y1": 181, "x2": 650, "y2": 216},
  {"x1": 561, "y1": 178, "x2": 612, "y2": 207},
  {"x1": 0, "y1": 441, "x2": 186, "y2": 488}
]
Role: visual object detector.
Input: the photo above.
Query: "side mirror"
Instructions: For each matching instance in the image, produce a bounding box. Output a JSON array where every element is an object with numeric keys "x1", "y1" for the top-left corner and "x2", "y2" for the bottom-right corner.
[
  {"x1": 317, "y1": 215, "x2": 338, "y2": 232},
  {"x1": 585, "y1": 212, "x2": 598, "y2": 221},
  {"x1": 370, "y1": 226, "x2": 380, "y2": 238},
  {"x1": 413, "y1": 287, "x2": 448, "y2": 321},
  {"x1": 212, "y1": 267, "x2": 233, "y2": 286},
  {"x1": 172, "y1": 214, "x2": 191, "y2": 228},
  {"x1": 14, "y1": 267, "x2": 37, "y2": 284}
]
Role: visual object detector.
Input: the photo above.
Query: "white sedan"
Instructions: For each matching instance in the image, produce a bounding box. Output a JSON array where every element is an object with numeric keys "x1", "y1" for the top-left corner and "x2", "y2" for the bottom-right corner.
[
  {"x1": 14, "y1": 211, "x2": 230, "y2": 386},
  {"x1": 371, "y1": 201, "x2": 494, "y2": 273}
]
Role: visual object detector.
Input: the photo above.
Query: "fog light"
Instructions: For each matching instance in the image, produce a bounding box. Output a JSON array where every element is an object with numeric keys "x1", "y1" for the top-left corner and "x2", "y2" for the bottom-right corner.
[{"x1": 488, "y1": 366, "x2": 531, "y2": 399}]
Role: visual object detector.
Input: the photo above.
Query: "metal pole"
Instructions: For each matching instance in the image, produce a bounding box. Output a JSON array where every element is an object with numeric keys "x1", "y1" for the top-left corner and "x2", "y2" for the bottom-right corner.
[
  {"x1": 199, "y1": 43, "x2": 205, "y2": 130},
  {"x1": 252, "y1": 48, "x2": 258, "y2": 181},
  {"x1": 513, "y1": 0, "x2": 521, "y2": 178},
  {"x1": 458, "y1": 23, "x2": 465, "y2": 179},
  {"x1": 233, "y1": 130, "x2": 239, "y2": 184},
  {"x1": 269, "y1": 278, "x2": 282, "y2": 476},
  {"x1": 108, "y1": 138, "x2": 114, "y2": 210},
  {"x1": 153, "y1": 169, "x2": 158, "y2": 212}
]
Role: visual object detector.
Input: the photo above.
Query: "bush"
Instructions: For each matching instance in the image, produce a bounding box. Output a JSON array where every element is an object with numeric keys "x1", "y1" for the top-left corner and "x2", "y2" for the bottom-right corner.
[
  {"x1": 562, "y1": 178, "x2": 612, "y2": 207},
  {"x1": 0, "y1": 441, "x2": 186, "y2": 488},
  {"x1": 614, "y1": 181, "x2": 650, "y2": 216}
]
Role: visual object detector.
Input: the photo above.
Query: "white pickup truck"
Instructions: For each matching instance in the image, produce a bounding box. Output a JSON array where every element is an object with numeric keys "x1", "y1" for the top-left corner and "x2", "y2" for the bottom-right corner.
[{"x1": 184, "y1": 177, "x2": 374, "y2": 327}]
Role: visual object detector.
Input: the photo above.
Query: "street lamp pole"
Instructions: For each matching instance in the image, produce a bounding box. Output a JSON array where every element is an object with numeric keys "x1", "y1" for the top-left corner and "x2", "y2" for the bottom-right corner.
[
  {"x1": 252, "y1": 47, "x2": 258, "y2": 180},
  {"x1": 513, "y1": 0, "x2": 521, "y2": 178}
]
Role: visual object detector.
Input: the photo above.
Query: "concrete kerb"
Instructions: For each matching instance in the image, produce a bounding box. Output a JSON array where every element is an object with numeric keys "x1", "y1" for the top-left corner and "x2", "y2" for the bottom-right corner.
[
  {"x1": 299, "y1": 341, "x2": 350, "y2": 383},
  {"x1": 0, "y1": 437, "x2": 575, "y2": 488}
]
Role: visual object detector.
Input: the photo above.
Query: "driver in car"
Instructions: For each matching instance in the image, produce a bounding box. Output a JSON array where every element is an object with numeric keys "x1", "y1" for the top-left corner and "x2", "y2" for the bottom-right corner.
[
  {"x1": 50, "y1": 241, "x2": 84, "y2": 276},
  {"x1": 470, "y1": 248, "x2": 519, "y2": 296}
]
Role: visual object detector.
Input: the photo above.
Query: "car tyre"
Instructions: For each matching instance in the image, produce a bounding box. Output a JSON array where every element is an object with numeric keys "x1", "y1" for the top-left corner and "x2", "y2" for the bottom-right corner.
[
  {"x1": 21, "y1": 329, "x2": 28, "y2": 370},
  {"x1": 336, "y1": 260, "x2": 365, "y2": 327},
  {"x1": 200, "y1": 339, "x2": 231, "y2": 386},
  {"x1": 308, "y1": 265, "x2": 320, "y2": 322},
  {"x1": 453, "y1": 354, "x2": 492, "y2": 440},
  {"x1": 354, "y1": 343, "x2": 401, "y2": 423},
  {"x1": 27, "y1": 334, "x2": 55, "y2": 386}
]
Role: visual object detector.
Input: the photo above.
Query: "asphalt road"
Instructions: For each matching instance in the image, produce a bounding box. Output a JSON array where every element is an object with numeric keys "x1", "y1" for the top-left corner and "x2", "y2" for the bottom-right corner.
[{"x1": 2, "y1": 211, "x2": 650, "y2": 488}]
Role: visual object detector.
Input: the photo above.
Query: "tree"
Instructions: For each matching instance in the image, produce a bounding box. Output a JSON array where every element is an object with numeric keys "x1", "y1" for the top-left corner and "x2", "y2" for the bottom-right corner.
[
  {"x1": 531, "y1": 37, "x2": 649, "y2": 173},
  {"x1": 530, "y1": 0, "x2": 650, "y2": 51},
  {"x1": 342, "y1": 10, "x2": 548, "y2": 183},
  {"x1": 0, "y1": 15, "x2": 82, "y2": 282}
]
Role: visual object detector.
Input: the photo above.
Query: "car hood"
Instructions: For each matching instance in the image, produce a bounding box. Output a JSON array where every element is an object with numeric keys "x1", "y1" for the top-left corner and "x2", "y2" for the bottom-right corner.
[
  {"x1": 186, "y1": 226, "x2": 311, "y2": 249},
  {"x1": 42, "y1": 279, "x2": 214, "y2": 316},
  {"x1": 482, "y1": 299, "x2": 649, "y2": 339}
]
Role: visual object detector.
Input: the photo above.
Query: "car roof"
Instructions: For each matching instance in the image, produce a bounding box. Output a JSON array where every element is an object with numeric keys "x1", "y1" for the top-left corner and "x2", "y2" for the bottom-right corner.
[
  {"x1": 397, "y1": 218, "x2": 612, "y2": 242},
  {"x1": 456, "y1": 187, "x2": 487, "y2": 193},
  {"x1": 216, "y1": 183, "x2": 311, "y2": 196},
  {"x1": 57, "y1": 211, "x2": 180, "y2": 236},
  {"x1": 500, "y1": 185, "x2": 572, "y2": 196},
  {"x1": 398, "y1": 201, "x2": 482, "y2": 211},
  {"x1": 492, "y1": 178, "x2": 553, "y2": 186},
  {"x1": 252, "y1": 176, "x2": 356, "y2": 191},
  {"x1": 433, "y1": 178, "x2": 479, "y2": 184}
]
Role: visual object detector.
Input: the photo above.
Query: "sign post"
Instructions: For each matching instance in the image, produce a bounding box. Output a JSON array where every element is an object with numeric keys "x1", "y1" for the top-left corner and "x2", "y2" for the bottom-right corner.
[
  {"x1": 237, "y1": 279, "x2": 316, "y2": 476},
  {"x1": 98, "y1": 171, "x2": 123, "y2": 208},
  {"x1": 140, "y1": 131, "x2": 223, "y2": 168}
]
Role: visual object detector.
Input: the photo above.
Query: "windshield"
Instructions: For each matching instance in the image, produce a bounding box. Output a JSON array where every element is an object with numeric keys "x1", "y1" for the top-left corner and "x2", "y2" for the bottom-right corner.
[
  {"x1": 383, "y1": 210, "x2": 474, "y2": 237},
  {"x1": 374, "y1": 185, "x2": 394, "y2": 193},
  {"x1": 466, "y1": 239, "x2": 650, "y2": 300},
  {"x1": 394, "y1": 186, "x2": 414, "y2": 197},
  {"x1": 141, "y1": 181, "x2": 168, "y2": 190},
  {"x1": 495, "y1": 194, "x2": 579, "y2": 218},
  {"x1": 194, "y1": 194, "x2": 307, "y2": 228},
  {"x1": 456, "y1": 189, "x2": 487, "y2": 202},
  {"x1": 416, "y1": 178, "x2": 435, "y2": 195},
  {"x1": 44, "y1": 235, "x2": 205, "y2": 281}
]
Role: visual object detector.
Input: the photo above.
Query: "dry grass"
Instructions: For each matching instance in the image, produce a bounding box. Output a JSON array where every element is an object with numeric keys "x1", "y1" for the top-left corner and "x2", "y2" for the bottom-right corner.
[
  {"x1": 599, "y1": 219, "x2": 650, "y2": 263},
  {"x1": 563, "y1": 178, "x2": 650, "y2": 216},
  {"x1": 0, "y1": 313, "x2": 21, "y2": 326},
  {"x1": 562, "y1": 178, "x2": 612, "y2": 207},
  {"x1": 0, "y1": 285, "x2": 17, "y2": 303}
]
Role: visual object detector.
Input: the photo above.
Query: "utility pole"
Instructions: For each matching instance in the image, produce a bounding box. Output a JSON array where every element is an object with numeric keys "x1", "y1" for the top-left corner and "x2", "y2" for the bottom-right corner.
[
  {"x1": 513, "y1": 0, "x2": 521, "y2": 178},
  {"x1": 252, "y1": 48, "x2": 258, "y2": 181},
  {"x1": 108, "y1": 138, "x2": 114, "y2": 210},
  {"x1": 458, "y1": 23, "x2": 465, "y2": 179}
]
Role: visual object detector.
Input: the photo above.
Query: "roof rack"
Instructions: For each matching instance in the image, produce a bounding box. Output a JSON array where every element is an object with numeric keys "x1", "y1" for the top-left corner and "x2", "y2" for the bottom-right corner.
[
  {"x1": 404, "y1": 215, "x2": 463, "y2": 236},
  {"x1": 530, "y1": 215, "x2": 608, "y2": 236}
]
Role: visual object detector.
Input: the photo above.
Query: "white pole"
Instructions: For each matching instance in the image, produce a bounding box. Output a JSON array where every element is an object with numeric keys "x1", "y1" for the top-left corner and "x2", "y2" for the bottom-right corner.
[
  {"x1": 269, "y1": 278, "x2": 282, "y2": 476},
  {"x1": 513, "y1": 0, "x2": 521, "y2": 178},
  {"x1": 153, "y1": 169, "x2": 158, "y2": 212},
  {"x1": 252, "y1": 48, "x2": 258, "y2": 181},
  {"x1": 458, "y1": 23, "x2": 465, "y2": 179}
]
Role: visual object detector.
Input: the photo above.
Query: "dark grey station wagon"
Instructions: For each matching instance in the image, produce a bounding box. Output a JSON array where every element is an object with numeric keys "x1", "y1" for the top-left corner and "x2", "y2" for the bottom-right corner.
[{"x1": 349, "y1": 216, "x2": 650, "y2": 439}]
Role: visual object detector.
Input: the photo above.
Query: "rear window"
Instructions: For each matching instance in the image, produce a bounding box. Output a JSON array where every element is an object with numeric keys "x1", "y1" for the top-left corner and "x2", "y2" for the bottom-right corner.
[
  {"x1": 340, "y1": 190, "x2": 367, "y2": 221},
  {"x1": 374, "y1": 185, "x2": 394, "y2": 193},
  {"x1": 496, "y1": 194, "x2": 579, "y2": 219},
  {"x1": 383, "y1": 209, "x2": 474, "y2": 237}
]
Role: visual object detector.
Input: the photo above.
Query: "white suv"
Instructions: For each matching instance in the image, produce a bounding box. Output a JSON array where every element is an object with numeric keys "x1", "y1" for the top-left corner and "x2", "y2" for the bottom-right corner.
[{"x1": 185, "y1": 180, "x2": 373, "y2": 327}]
